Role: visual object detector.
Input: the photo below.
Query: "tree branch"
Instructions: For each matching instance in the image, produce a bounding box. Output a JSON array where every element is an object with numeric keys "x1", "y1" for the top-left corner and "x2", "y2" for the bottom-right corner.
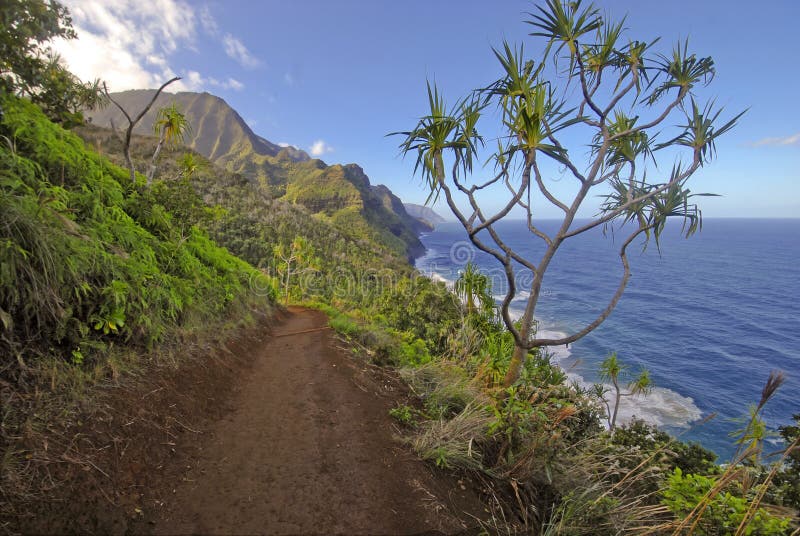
[
  {"x1": 532, "y1": 158, "x2": 569, "y2": 213},
  {"x1": 103, "y1": 77, "x2": 180, "y2": 184},
  {"x1": 526, "y1": 225, "x2": 650, "y2": 348},
  {"x1": 562, "y1": 157, "x2": 700, "y2": 239},
  {"x1": 575, "y1": 45, "x2": 605, "y2": 120}
]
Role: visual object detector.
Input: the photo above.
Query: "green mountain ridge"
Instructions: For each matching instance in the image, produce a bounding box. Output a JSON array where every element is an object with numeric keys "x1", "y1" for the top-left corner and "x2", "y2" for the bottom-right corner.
[
  {"x1": 86, "y1": 90, "x2": 426, "y2": 259},
  {"x1": 87, "y1": 89, "x2": 309, "y2": 163}
]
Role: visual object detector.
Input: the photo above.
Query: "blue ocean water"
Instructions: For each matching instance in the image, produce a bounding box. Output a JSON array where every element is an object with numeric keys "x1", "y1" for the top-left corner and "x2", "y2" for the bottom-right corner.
[{"x1": 415, "y1": 219, "x2": 799, "y2": 459}]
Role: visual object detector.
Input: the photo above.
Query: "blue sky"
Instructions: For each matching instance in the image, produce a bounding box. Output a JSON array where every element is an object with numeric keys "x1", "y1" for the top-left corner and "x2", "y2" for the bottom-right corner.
[{"x1": 55, "y1": 0, "x2": 799, "y2": 218}]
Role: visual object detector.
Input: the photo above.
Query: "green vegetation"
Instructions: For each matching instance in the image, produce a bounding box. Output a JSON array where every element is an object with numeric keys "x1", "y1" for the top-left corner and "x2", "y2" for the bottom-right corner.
[
  {"x1": 0, "y1": 95, "x2": 269, "y2": 363},
  {"x1": 2, "y1": 1, "x2": 796, "y2": 534},
  {"x1": 84, "y1": 90, "x2": 427, "y2": 260},
  {"x1": 774, "y1": 415, "x2": 800, "y2": 509},
  {"x1": 0, "y1": 0, "x2": 103, "y2": 125},
  {"x1": 662, "y1": 469, "x2": 789, "y2": 535},
  {"x1": 315, "y1": 264, "x2": 796, "y2": 533},
  {"x1": 0, "y1": 92, "x2": 275, "y2": 524}
]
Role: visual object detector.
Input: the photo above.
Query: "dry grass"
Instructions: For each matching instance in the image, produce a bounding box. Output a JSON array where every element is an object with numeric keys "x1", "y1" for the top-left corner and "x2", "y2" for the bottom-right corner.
[{"x1": 410, "y1": 403, "x2": 493, "y2": 471}]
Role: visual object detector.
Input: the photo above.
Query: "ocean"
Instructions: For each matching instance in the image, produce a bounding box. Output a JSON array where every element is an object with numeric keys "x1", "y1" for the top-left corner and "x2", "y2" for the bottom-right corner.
[{"x1": 415, "y1": 219, "x2": 799, "y2": 459}]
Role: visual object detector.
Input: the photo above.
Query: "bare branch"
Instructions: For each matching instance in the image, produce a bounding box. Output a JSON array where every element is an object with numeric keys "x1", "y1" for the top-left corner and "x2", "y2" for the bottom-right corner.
[
  {"x1": 610, "y1": 88, "x2": 687, "y2": 142},
  {"x1": 463, "y1": 157, "x2": 530, "y2": 238},
  {"x1": 542, "y1": 116, "x2": 588, "y2": 184},
  {"x1": 575, "y1": 45, "x2": 605, "y2": 120},
  {"x1": 532, "y1": 158, "x2": 569, "y2": 213},
  {"x1": 438, "y1": 165, "x2": 525, "y2": 346},
  {"x1": 524, "y1": 178, "x2": 554, "y2": 246},
  {"x1": 602, "y1": 70, "x2": 638, "y2": 118},
  {"x1": 590, "y1": 162, "x2": 624, "y2": 187},
  {"x1": 108, "y1": 117, "x2": 124, "y2": 143},
  {"x1": 527, "y1": 225, "x2": 649, "y2": 348},
  {"x1": 103, "y1": 77, "x2": 181, "y2": 184}
]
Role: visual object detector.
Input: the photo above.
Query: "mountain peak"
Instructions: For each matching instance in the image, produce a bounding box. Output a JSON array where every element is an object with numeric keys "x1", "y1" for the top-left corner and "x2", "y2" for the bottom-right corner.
[{"x1": 86, "y1": 90, "x2": 310, "y2": 163}]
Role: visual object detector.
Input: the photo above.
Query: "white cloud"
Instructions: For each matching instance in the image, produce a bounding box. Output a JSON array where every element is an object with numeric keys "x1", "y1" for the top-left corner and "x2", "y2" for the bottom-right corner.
[
  {"x1": 53, "y1": 1, "x2": 251, "y2": 94},
  {"x1": 54, "y1": 0, "x2": 196, "y2": 91},
  {"x1": 278, "y1": 142, "x2": 291, "y2": 148},
  {"x1": 199, "y1": 5, "x2": 218, "y2": 35},
  {"x1": 283, "y1": 72, "x2": 295, "y2": 86},
  {"x1": 221, "y1": 77, "x2": 244, "y2": 91},
  {"x1": 309, "y1": 139, "x2": 334, "y2": 157},
  {"x1": 222, "y1": 34, "x2": 261, "y2": 69},
  {"x1": 184, "y1": 70, "x2": 205, "y2": 91},
  {"x1": 207, "y1": 76, "x2": 244, "y2": 91},
  {"x1": 752, "y1": 133, "x2": 800, "y2": 147}
]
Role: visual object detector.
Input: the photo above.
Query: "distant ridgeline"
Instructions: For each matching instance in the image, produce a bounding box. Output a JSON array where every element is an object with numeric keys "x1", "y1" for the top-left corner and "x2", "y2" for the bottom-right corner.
[
  {"x1": 403, "y1": 203, "x2": 445, "y2": 229},
  {"x1": 86, "y1": 90, "x2": 428, "y2": 260}
]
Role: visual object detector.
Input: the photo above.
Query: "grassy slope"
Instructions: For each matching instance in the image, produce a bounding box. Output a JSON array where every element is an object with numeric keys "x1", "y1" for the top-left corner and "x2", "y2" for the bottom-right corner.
[
  {"x1": 76, "y1": 123, "x2": 415, "y2": 308},
  {"x1": 0, "y1": 96, "x2": 272, "y2": 364}
]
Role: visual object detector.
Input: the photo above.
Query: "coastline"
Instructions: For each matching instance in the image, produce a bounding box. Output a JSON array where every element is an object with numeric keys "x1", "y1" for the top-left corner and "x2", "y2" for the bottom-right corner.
[{"x1": 413, "y1": 224, "x2": 705, "y2": 436}]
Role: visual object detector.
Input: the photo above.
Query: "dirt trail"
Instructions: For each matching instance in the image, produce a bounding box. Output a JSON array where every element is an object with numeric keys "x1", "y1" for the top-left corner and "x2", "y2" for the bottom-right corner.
[{"x1": 139, "y1": 308, "x2": 485, "y2": 535}]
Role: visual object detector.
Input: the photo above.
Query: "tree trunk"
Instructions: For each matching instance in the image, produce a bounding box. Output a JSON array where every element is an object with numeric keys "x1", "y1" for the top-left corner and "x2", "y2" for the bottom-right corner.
[
  {"x1": 610, "y1": 380, "x2": 621, "y2": 430},
  {"x1": 147, "y1": 131, "x2": 166, "y2": 185},
  {"x1": 503, "y1": 343, "x2": 528, "y2": 387},
  {"x1": 284, "y1": 262, "x2": 292, "y2": 305},
  {"x1": 124, "y1": 145, "x2": 135, "y2": 184},
  {"x1": 502, "y1": 299, "x2": 536, "y2": 386}
]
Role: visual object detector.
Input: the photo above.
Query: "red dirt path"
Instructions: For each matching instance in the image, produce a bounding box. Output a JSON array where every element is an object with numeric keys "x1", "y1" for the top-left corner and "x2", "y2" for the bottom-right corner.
[{"x1": 133, "y1": 307, "x2": 487, "y2": 535}]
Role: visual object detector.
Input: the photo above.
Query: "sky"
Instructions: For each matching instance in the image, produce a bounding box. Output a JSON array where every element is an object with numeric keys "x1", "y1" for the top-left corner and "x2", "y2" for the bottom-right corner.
[{"x1": 53, "y1": 0, "x2": 799, "y2": 219}]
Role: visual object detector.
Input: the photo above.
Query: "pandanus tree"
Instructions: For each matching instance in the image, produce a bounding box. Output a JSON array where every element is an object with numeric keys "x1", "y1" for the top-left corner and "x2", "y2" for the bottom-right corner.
[
  {"x1": 177, "y1": 152, "x2": 205, "y2": 180},
  {"x1": 454, "y1": 261, "x2": 494, "y2": 318},
  {"x1": 147, "y1": 103, "x2": 191, "y2": 183},
  {"x1": 396, "y1": 0, "x2": 742, "y2": 387},
  {"x1": 596, "y1": 352, "x2": 652, "y2": 430}
]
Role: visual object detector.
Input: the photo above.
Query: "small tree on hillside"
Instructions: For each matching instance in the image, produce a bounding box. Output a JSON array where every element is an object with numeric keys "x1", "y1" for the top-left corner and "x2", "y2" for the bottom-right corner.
[
  {"x1": 104, "y1": 76, "x2": 180, "y2": 185},
  {"x1": 596, "y1": 352, "x2": 652, "y2": 430},
  {"x1": 273, "y1": 236, "x2": 318, "y2": 305},
  {"x1": 454, "y1": 261, "x2": 494, "y2": 318},
  {"x1": 396, "y1": 0, "x2": 742, "y2": 387},
  {"x1": 147, "y1": 103, "x2": 191, "y2": 182}
]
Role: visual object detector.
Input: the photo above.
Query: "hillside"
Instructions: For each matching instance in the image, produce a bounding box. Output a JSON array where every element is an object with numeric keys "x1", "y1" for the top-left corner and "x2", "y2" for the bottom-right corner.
[
  {"x1": 0, "y1": 94, "x2": 279, "y2": 530},
  {"x1": 86, "y1": 90, "x2": 425, "y2": 259},
  {"x1": 86, "y1": 89, "x2": 309, "y2": 163}
]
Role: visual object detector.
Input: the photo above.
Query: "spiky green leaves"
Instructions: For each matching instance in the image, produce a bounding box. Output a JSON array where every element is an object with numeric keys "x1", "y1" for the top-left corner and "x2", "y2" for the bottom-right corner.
[
  {"x1": 154, "y1": 103, "x2": 191, "y2": 148},
  {"x1": 601, "y1": 164, "x2": 717, "y2": 252},
  {"x1": 393, "y1": 82, "x2": 483, "y2": 202},
  {"x1": 527, "y1": 0, "x2": 601, "y2": 60},
  {"x1": 596, "y1": 111, "x2": 653, "y2": 166},
  {"x1": 659, "y1": 98, "x2": 746, "y2": 164},
  {"x1": 581, "y1": 16, "x2": 626, "y2": 83},
  {"x1": 648, "y1": 39, "x2": 715, "y2": 104}
]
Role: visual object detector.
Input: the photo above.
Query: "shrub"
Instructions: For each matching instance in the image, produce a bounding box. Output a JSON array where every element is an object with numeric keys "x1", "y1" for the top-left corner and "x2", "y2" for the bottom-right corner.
[{"x1": 662, "y1": 468, "x2": 791, "y2": 535}]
